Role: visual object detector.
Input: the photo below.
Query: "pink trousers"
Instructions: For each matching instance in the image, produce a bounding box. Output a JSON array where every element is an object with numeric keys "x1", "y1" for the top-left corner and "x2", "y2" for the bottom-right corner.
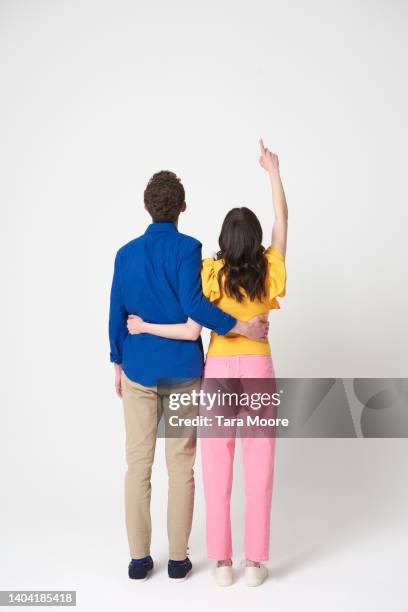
[{"x1": 200, "y1": 355, "x2": 276, "y2": 562}]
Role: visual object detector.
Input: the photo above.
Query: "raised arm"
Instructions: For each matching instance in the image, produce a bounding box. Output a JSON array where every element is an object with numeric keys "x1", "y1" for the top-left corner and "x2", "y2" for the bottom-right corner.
[
  {"x1": 128, "y1": 315, "x2": 202, "y2": 341},
  {"x1": 259, "y1": 138, "x2": 288, "y2": 257}
]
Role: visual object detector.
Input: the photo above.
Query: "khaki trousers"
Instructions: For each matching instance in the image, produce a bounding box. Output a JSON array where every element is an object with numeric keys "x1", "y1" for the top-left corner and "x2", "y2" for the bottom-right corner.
[{"x1": 121, "y1": 372, "x2": 199, "y2": 561}]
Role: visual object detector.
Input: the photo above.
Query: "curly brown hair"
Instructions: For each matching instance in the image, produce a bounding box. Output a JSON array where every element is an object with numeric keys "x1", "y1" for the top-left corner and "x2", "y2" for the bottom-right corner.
[{"x1": 144, "y1": 171, "x2": 185, "y2": 222}]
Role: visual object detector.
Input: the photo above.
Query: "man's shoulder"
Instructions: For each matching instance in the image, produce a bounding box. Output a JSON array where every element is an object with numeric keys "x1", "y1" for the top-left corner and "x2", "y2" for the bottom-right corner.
[
  {"x1": 115, "y1": 230, "x2": 202, "y2": 260},
  {"x1": 115, "y1": 235, "x2": 145, "y2": 259},
  {"x1": 176, "y1": 231, "x2": 202, "y2": 252}
]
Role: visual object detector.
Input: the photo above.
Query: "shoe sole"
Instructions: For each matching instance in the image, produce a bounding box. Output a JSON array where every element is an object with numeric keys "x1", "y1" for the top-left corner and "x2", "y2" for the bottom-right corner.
[
  {"x1": 129, "y1": 569, "x2": 153, "y2": 584},
  {"x1": 215, "y1": 580, "x2": 233, "y2": 587},
  {"x1": 169, "y1": 572, "x2": 192, "y2": 582},
  {"x1": 245, "y1": 574, "x2": 268, "y2": 587}
]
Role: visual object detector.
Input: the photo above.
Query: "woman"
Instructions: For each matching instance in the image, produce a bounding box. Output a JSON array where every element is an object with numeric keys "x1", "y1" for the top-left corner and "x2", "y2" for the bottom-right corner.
[{"x1": 127, "y1": 139, "x2": 288, "y2": 587}]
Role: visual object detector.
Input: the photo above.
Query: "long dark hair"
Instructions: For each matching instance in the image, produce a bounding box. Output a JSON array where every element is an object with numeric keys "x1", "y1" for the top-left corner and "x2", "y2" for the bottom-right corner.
[{"x1": 217, "y1": 207, "x2": 267, "y2": 303}]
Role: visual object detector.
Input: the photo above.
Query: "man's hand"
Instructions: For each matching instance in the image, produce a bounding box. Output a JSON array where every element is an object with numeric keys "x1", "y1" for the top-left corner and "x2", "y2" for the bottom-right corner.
[
  {"x1": 245, "y1": 314, "x2": 270, "y2": 341},
  {"x1": 114, "y1": 363, "x2": 123, "y2": 398},
  {"x1": 127, "y1": 314, "x2": 144, "y2": 335},
  {"x1": 259, "y1": 138, "x2": 279, "y2": 175},
  {"x1": 231, "y1": 315, "x2": 269, "y2": 341}
]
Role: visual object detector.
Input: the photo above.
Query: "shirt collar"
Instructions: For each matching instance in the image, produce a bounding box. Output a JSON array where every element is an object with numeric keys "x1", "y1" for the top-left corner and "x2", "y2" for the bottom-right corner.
[{"x1": 145, "y1": 221, "x2": 178, "y2": 234}]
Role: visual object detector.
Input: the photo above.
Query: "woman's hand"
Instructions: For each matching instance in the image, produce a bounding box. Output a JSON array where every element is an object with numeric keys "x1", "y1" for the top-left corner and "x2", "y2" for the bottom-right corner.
[
  {"x1": 127, "y1": 314, "x2": 145, "y2": 335},
  {"x1": 259, "y1": 138, "x2": 279, "y2": 175}
]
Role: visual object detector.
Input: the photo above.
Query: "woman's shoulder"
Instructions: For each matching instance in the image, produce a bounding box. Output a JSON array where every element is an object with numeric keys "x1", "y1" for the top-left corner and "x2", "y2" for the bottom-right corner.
[
  {"x1": 202, "y1": 254, "x2": 224, "y2": 269},
  {"x1": 201, "y1": 256, "x2": 223, "y2": 301},
  {"x1": 263, "y1": 245, "x2": 286, "y2": 305},
  {"x1": 264, "y1": 245, "x2": 285, "y2": 262}
]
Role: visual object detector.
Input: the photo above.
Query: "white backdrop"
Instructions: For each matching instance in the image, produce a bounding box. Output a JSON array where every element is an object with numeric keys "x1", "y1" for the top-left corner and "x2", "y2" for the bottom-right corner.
[{"x1": 1, "y1": 1, "x2": 407, "y2": 611}]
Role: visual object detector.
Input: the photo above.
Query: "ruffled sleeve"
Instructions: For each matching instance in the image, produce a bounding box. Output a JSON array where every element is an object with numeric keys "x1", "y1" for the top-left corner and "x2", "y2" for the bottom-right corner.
[
  {"x1": 264, "y1": 246, "x2": 286, "y2": 308},
  {"x1": 201, "y1": 258, "x2": 221, "y2": 303}
]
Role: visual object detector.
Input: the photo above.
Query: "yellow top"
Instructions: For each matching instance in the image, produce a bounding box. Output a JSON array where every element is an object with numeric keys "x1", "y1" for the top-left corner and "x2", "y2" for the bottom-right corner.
[{"x1": 201, "y1": 246, "x2": 286, "y2": 357}]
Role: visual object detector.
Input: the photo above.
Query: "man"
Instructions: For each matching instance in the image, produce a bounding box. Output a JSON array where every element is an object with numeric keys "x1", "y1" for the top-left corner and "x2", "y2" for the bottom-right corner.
[{"x1": 109, "y1": 170, "x2": 268, "y2": 582}]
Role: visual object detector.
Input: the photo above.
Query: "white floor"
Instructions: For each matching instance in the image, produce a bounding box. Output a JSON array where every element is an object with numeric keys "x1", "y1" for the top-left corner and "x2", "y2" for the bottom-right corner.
[{"x1": 1, "y1": 439, "x2": 407, "y2": 612}]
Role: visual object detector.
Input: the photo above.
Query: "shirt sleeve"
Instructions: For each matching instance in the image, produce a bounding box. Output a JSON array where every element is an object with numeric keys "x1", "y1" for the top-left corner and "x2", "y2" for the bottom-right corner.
[
  {"x1": 264, "y1": 246, "x2": 287, "y2": 308},
  {"x1": 178, "y1": 241, "x2": 236, "y2": 335},
  {"x1": 109, "y1": 251, "x2": 128, "y2": 363},
  {"x1": 201, "y1": 258, "x2": 221, "y2": 302}
]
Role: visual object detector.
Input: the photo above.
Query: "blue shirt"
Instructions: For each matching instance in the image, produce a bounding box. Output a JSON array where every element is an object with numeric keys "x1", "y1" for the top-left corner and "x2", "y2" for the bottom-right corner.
[{"x1": 109, "y1": 222, "x2": 237, "y2": 386}]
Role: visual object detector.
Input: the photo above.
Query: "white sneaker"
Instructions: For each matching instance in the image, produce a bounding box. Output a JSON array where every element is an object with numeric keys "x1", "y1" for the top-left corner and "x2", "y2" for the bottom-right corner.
[
  {"x1": 213, "y1": 563, "x2": 233, "y2": 587},
  {"x1": 244, "y1": 563, "x2": 268, "y2": 587}
]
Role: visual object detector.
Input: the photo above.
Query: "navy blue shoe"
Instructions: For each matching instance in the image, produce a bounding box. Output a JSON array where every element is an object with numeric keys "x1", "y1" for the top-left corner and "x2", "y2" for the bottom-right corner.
[
  {"x1": 128, "y1": 556, "x2": 154, "y2": 582},
  {"x1": 168, "y1": 557, "x2": 192, "y2": 581}
]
